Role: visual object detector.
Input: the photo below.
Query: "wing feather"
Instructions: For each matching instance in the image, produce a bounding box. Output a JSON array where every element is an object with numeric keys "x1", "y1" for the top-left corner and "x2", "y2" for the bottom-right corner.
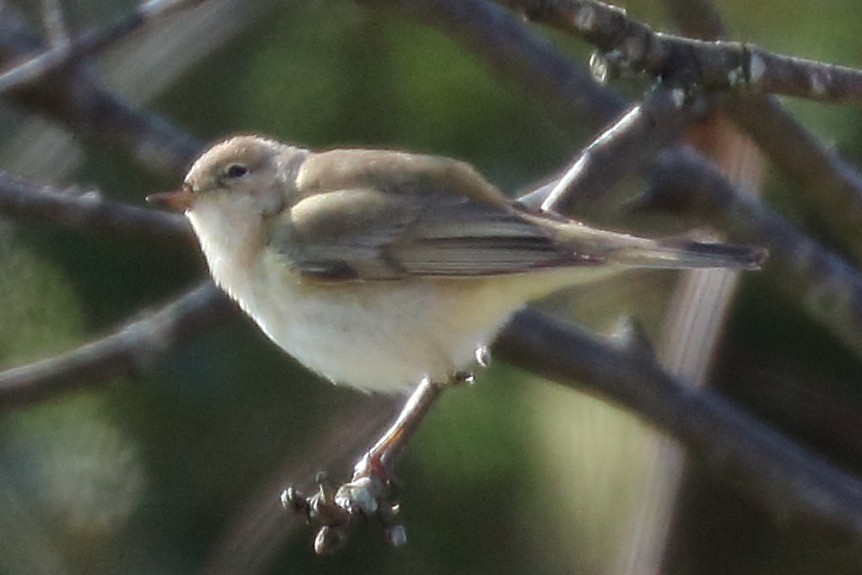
[{"x1": 268, "y1": 185, "x2": 601, "y2": 281}]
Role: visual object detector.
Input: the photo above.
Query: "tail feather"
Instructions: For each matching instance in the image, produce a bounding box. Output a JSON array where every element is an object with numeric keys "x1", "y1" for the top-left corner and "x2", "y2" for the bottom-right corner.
[{"x1": 609, "y1": 237, "x2": 767, "y2": 270}]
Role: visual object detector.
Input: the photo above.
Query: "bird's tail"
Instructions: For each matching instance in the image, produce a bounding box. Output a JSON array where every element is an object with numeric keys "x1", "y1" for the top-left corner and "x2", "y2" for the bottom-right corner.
[
  {"x1": 607, "y1": 236, "x2": 767, "y2": 270},
  {"x1": 529, "y1": 212, "x2": 767, "y2": 271}
]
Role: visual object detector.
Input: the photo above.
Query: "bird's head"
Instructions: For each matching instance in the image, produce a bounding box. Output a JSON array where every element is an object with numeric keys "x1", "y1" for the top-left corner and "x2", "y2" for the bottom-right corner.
[{"x1": 147, "y1": 135, "x2": 292, "y2": 217}]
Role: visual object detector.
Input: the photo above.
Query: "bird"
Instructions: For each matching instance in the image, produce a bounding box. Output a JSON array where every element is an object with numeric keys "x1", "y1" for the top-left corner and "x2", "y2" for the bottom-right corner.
[{"x1": 148, "y1": 135, "x2": 764, "y2": 394}]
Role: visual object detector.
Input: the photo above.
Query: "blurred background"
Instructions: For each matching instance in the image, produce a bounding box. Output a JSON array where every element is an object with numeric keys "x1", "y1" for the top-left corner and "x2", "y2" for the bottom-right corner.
[{"x1": 1, "y1": 0, "x2": 861, "y2": 573}]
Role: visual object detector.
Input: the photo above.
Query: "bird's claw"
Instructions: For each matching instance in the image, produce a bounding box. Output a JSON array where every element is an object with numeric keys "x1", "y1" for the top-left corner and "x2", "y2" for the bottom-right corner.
[
  {"x1": 282, "y1": 378, "x2": 449, "y2": 553},
  {"x1": 282, "y1": 462, "x2": 406, "y2": 554}
]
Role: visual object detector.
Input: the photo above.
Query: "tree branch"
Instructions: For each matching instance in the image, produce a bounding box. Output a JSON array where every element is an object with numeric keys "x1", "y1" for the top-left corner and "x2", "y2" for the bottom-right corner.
[
  {"x1": 0, "y1": 0, "x2": 208, "y2": 96},
  {"x1": 0, "y1": 3, "x2": 203, "y2": 176},
  {"x1": 495, "y1": 310, "x2": 862, "y2": 550},
  {"x1": 643, "y1": 148, "x2": 862, "y2": 356},
  {"x1": 496, "y1": 0, "x2": 862, "y2": 105},
  {"x1": 503, "y1": 0, "x2": 862, "y2": 261},
  {"x1": 0, "y1": 283, "x2": 233, "y2": 407},
  {"x1": 659, "y1": 0, "x2": 862, "y2": 263},
  {"x1": 0, "y1": 170, "x2": 191, "y2": 242},
  {"x1": 530, "y1": 84, "x2": 703, "y2": 214},
  {"x1": 358, "y1": 0, "x2": 626, "y2": 130}
]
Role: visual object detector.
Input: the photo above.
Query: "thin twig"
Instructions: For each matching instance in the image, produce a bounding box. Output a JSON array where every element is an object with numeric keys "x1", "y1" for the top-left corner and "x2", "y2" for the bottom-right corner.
[
  {"x1": 0, "y1": 0, "x2": 207, "y2": 96},
  {"x1": 0, "y1": 283, "x2": 233, "y2": 406},
  {"x1": 497, "y1": 0, "x2": 862, "y2": 105},
  {"x1": 357, "y1": 0, "x2": 626, "y2": 130},
  {"x1": 661, "y1": 0, "x2": 862, "y2": 263},
  {"x1": 536, "y1": 85, "x2": 702, "y2": 214},
  {"x1": 0, "y1": 2, "x2": 203, "y2": 176},
  {"x1": 0, "y1": 171, "x2": 192, "y2": 242}
]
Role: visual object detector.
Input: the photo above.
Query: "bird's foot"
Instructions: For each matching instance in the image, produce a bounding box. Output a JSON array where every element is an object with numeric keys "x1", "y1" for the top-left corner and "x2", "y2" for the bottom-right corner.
[
  {"x1": 282, "y1": 461, "x2": 406, "y2": 555},
  {"x1": 282, "y1": 376, "x2": 455, "y2": 553}
]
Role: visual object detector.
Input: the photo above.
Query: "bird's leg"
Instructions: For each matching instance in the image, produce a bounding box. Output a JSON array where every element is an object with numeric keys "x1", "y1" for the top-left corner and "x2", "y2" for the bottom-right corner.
[
  {"x1": 282, "y1": 376, "x2": 449, "y2": 554},
  {"x1": 353, "y1": 377, "x2": 444, "y2": 481},
  {"x1": 283, "y1": 346, "x2": 490, "y2": 553}
]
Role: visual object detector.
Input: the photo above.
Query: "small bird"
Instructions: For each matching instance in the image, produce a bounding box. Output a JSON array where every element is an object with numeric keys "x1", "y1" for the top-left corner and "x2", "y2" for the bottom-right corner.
[{"x1": 149, "y1": 135, "x2": 763, "y2": 393}]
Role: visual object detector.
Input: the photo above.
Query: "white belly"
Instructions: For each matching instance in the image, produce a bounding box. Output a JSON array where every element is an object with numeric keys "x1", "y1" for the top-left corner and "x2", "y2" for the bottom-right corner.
[{"x1": 230, "y1": 256, "x2": 517, "y2": 392}]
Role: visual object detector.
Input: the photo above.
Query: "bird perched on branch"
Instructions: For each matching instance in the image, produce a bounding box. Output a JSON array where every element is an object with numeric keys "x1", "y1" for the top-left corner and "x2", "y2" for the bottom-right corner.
[
  {"x1": 149, "y1": 134, "x2": 763, "y2": 393},
  {"x1": 148, "y1": 134, "x2": 764, "y2": 552}
]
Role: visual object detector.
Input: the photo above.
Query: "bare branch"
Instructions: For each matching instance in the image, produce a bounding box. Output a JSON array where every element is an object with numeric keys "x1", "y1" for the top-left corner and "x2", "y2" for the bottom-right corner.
[
  {"x1": 489, "y1": 0, "x2": 862, "y2": 263},
  {"x1": 0, "y1": 283, "x2": 233, "y2": 406},
  {"x1": 0, "y1": 0, "x2": 207, "y2": 96},
  {"x1": 495, "y1": 310, "x2": 862, "y2": 550},
  {"x1": 357, "y1": 0, "x2": 626, "y2": 130},
  {"x1": 659, "y1": 0, "x2": 862, "y2": 263},
  {"x1": 497, "y1": 0, "x2": 862, "y2": 106},
  {"x1": 728, "y1": 95, "x2": 862, "y2": 257},
  {"x1": 0, "y1": 170, "x2": 192, "y2": 242},
  {"x1": 644, "y1": 148, "x2": 862, "y2": 355},
  {"x1": 0, "y1": 3, "x2": 203, "y2": 176},
  {"x1": 533, "y1": 85, "x2": 701, "y2": 214}
]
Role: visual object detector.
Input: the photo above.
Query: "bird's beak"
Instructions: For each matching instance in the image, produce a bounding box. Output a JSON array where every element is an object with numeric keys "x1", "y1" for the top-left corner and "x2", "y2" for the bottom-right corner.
[{"x1": 146, "y1": 184, "x2": 195, "y2": 211}]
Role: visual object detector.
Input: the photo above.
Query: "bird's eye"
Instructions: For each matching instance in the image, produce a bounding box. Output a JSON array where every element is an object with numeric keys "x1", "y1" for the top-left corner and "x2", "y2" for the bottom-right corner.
[{"x1": 225, "y1": 163, "x2": 249, "y2": 179}]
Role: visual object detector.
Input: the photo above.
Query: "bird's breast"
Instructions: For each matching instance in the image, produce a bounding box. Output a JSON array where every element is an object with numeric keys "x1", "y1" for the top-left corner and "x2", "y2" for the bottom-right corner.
[
  {"x1": 221, "y1": 251, "x2": 522, "y2": 392},
  {"x1": 188, "y1": 204, "x2": 538, "y2": 392}
]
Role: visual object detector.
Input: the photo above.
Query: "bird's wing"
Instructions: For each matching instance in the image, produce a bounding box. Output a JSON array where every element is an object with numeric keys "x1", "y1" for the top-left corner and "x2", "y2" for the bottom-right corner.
[
  {"x1": 268, "y1": 186, "x2": 603, "y2": 282},
  {"x1": 293, "y1": 148, "x2": 511, "y2": 206}
]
